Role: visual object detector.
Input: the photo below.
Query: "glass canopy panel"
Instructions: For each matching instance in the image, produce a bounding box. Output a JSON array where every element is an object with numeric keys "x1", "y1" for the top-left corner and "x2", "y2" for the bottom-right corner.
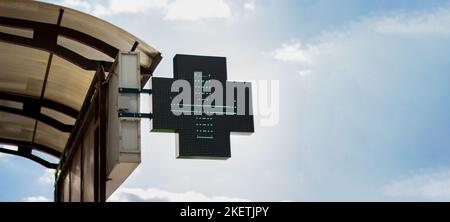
[
  {"x1": 43, "y1": 55, "x2": 94, "y2": 110},
  {"x1": 0, "y1": 0, "x2": 161, "y2": 160},
  {"x1": 0, "y1": 42, "x2": 48, "y2": 97},
  {"x1": 40, "y1": 107, "x2": 76, "y2": 125},
  {"x1": 60, "y1": 8, "x2": 159, "y2": 69},
  {"x1": 0, "y1": 99, "x2": 23, "y2": 110},
  {"x1": 82, "y1": 123, "x2": 95, "y2": 201},
  {"x1": 34, "y1": 121, "x2": 69, "y2": 153},
  {"x1": 57, "y1": 35, "x2": 114, "y2": 62},
  {"x1": 0, "y1": 25, "x2": 33, "y2": 39},
  {"x1": 70, "y1": 148, "x2": 81, "y2": 201},
  {"x1": 63, "y1": 173, "x2": 70, "y2": 201},
  {"x1": 0, "y1": 0, "x2": 60, "y2": 24},
  {"x1": 32, "y1": 149, "x2": 59, "y2": 163},
  {"x1": 0, "y1": 111, "x2": 35, "y2": 142}
]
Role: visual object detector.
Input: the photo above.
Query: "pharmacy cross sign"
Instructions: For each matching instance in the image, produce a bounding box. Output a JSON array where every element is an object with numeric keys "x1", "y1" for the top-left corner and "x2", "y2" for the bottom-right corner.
[{"x1": 151, "y1": 54, "x2": 254, "y2": 159}]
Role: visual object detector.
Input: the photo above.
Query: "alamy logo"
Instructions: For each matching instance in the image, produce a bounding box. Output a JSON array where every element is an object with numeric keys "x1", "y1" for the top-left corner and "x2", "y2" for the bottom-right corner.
[{"x1": 170, "y1": 71, "x2": 279, "y2": 126}]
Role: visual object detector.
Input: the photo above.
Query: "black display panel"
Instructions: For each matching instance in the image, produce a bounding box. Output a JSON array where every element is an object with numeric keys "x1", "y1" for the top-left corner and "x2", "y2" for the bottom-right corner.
[{"x1": 152, "y1": 54, "x2": 254, "y2": 159}]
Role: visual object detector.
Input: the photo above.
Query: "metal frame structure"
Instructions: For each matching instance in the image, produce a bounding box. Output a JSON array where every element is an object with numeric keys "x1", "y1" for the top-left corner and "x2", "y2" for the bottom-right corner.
[
  {"x1": 54, "y1": 64, "x2": 107, "y2": 202},
  {"x1": 0, "y1": 145, "x2": 57, "y2": 169},
  {"x1": 0, "y1": 1, "x2": 161, "y2": 201},
  {"x1": 0, "y1": 12, "x2": 161, "y2": 77}
]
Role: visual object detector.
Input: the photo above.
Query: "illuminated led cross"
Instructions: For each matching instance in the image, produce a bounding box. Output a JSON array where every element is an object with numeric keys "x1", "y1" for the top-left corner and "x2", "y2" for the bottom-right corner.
[{"x1": 151, "y1": 54, "x2": 254, "y2": 159}]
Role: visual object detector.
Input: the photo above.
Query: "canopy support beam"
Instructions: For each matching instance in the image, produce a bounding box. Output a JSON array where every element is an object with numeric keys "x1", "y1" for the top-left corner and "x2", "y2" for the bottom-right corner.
[
  {"x1": 0, "y1": 146, "x2": 57, "y2": 169},
  {"x1": 0, "y1": 105, "x2": 73, "y2": 132},
  {"x1": 0, "y1": 137, "x2": 61, "y2": 158},
  {"x1": 0, "y1": 91, "x2": 78, "y2": 118}
]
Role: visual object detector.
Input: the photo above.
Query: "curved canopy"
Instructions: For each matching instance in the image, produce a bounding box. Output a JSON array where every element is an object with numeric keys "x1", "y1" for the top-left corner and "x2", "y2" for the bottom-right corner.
[{"x1": 0, "y1": 0, "x2": 161, "y2": 165}]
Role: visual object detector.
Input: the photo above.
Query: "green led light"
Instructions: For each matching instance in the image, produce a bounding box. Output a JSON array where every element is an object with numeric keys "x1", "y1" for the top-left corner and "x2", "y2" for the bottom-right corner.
[{"x1": 196, "y1": 136, "x2": 214, "y2": 139}]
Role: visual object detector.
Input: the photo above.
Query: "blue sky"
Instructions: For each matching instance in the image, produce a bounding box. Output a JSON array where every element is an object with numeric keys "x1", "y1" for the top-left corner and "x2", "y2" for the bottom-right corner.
[{"x1": 1, "y1": 0, "x2": 450, "y2": 201}]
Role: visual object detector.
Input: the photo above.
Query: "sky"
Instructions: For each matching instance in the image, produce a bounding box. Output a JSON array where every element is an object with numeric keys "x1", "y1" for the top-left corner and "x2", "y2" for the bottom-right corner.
[{"x1": 1, "y1": 0, "x2": 450, "y2": 201}]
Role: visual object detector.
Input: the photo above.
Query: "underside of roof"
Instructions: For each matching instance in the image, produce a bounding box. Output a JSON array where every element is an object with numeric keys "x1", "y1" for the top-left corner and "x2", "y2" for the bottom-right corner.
[{"x1": 0, "y1": 0, "x2": 161, "y2": 167}]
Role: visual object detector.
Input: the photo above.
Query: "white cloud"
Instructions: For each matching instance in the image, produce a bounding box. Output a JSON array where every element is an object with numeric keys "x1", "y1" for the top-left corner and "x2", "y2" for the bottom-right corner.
[
  {"x1": 23, "y1": 196, "x2": 51, "y2": 202},
  {"x1": 272, "y1": 41, "x2": 315, "y2": 65},
  {"x1": 39, "y1": 169, "x2": 55, "y2": 185},
  {"x1": 60, "y1": 0, "x2": 92, "y2": 12},
  {"x1": 384, "y1": 168, "x2": 450, "y2": 201},
  {"x1": 54, "y1": 0, "x2": 231, "y2": 21},
  {"x1": 108, "y1": 187, "x2": 251, "y2": 202},
  {"x1": 266, "y1": 4, "x2": 450, "y2": 201},
  {"x1": 373, "y1": 7, "x2": 450, "y2": 34},
  {"x1": 298, "y1": 70, "x2": 312, "y2": 77},
  {"x1": 165, "y1": 0, "x2": 231, "y2": 21},
  {"x1": 272, "y1": 4, "x2": 450, "y2": 77},
  {"x1": 244, "y1": 0, "x2": 255, "y2": 11},
  {"x1": 92, "y1": 0, "x2": 168, "y2": 16},
  {"x1": 0, "y1": 144, "x2": 17, "y2": 161}
]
